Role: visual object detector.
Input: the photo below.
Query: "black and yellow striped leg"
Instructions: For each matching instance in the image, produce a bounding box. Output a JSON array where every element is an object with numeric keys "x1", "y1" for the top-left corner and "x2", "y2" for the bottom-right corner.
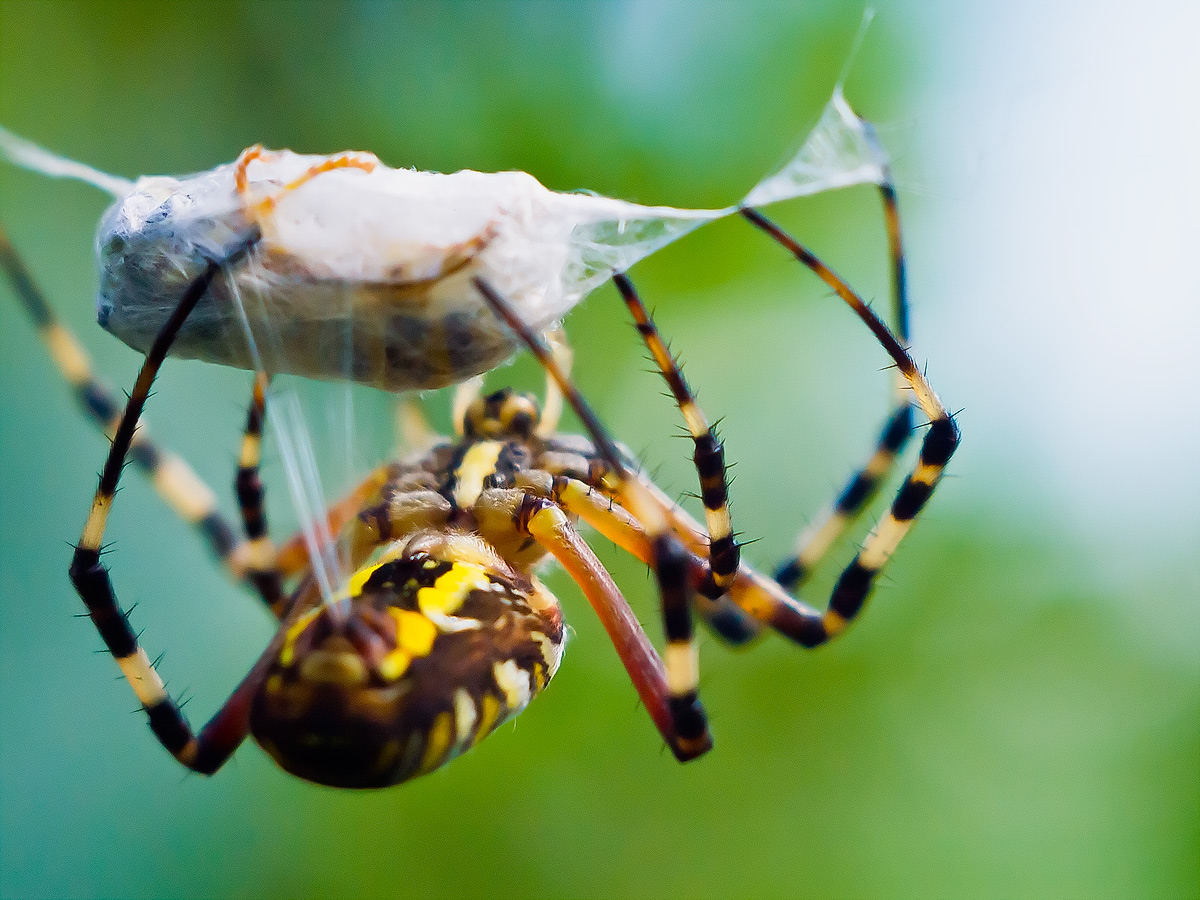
[
  {"x1": 769, "y1": 141, "x2": 917, "y2": 592},
  {"x1": 774, "y1": 384, "x2": 913, "y2": 592},
  {"x1": 67, "y1": 228, "x2": 265, "y2": 771},
  {"x1": 475, "y1": 275, "x2": 713, "y2": 759},
  {"x1": 233, "y1": 373, "x2": 287, "y2": 616},
  {"x1": 613, "y1": 273, "x2": 739, "y2": 598},
  {"x1": 539, "y1": 471, "x2": 761, "y2": 646},
  {"x1": 512, "y1": 492, "x2": 702, "y2": 759},
  {"x1": 736, "y1": 208, "x2": 960, "y2": 645},
  {"x1": 0, "y1": 225, "x2": 279, "y2": 608},
  {"x1": 818, "y1": 417, "x2": 957, "y2": 639}
]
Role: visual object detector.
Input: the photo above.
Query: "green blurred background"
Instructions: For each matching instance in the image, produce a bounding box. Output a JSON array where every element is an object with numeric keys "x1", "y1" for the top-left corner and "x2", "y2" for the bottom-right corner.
[{"x1": 0, "y1": 2, "x2": 1196, "y2": 899}]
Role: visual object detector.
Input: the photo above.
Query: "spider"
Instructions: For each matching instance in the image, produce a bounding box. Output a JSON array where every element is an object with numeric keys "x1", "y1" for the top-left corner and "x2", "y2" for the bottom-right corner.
[{"x1": 0, "y1": 162, "x2": 958, "y2": 786}]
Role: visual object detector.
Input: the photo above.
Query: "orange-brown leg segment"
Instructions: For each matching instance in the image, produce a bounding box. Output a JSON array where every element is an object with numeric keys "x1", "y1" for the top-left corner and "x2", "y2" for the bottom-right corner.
[
  {"x1": 515, "y1": 493, "x2": 707, "y2": 760},
  {"x1": 273, "y1": 463, "x2": 396, "y2": 579},
  {"x1": 475, "y1": 275, "x2": 712, "y2": 759},
  {"x1": 542, "y1": 471, "x2": 761, "y2": 646}
]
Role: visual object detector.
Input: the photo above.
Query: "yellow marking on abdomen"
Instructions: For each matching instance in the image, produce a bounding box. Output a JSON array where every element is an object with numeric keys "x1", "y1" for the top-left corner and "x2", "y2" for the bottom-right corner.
[
  {"x1": 473, "y1": 693, "x2": 502, "y2": 746},
  {"x1": 279, "y1": 607, "x2": 322, "y2": 666},
  {"x1": 417, "y1": 562, "x2": 493, "y2": 633},
  {"x1": 418, "y1": 711, "x2": 455, "y2": 774},
  {"x1": 492, "y1": 659, "x2": 532, "y2": 711},
  {"x1": 451, "y1": 440, "x2": 503, "y2": 508},
  {"x1": 453, "y1": 688, "x2": 478, "y2": 752},
  {"x1": 347, "y1": 562, "x2": 384, "y2": 598},
  {"x1": 377, "y1": 608, "x2": 439, "y2": 681}
]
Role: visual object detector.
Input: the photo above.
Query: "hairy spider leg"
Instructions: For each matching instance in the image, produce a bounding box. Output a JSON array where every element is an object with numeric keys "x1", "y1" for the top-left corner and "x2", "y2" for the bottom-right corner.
[
  {"x1": 507, "y1": 489, "x2": 678, "y2": 757},
  {"x1": 0, "y1": 225, "x2": 285, "y2": 612},
  {"x1": 66, "y1": 227, "x2": 278, "y2": 772},
  {"x1": 0, "y1": 225, "x2": 436, "y2": 623},
  {"x1": 613, "y1": 274, "x2": 739, "y2": 599},
  {"x1": 536, "y1": 470, "x2": 760, "y2": 646},
  {"x1": 734, "y1": 207, "x2": 960, "y2": 646},
  {"x1": 233, "y1": 373, "x2": 289, "y2": 615},
  {"x1": 474, "y1": 275, "x2": 713, "y2": 761},
  {"x1": 771, "y1": 120, "x2": 917, "y2": 592}
]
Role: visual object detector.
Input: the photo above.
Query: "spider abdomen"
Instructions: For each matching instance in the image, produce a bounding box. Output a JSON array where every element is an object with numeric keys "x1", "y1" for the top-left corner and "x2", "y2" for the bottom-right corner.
[{"x1": 250, "y1": 555, "x2": 564, "y2": 788}]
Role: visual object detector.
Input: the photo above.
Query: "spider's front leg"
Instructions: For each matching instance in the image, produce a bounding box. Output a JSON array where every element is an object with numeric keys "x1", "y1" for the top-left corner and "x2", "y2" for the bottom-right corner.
[{"x1": 67, "y1": 229, "x2": 279, "y2": 773}]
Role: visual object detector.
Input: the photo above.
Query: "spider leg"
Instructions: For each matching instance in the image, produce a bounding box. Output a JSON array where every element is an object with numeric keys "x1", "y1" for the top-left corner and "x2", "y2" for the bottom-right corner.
[
  {"x1": 67, "y1": 228, "x2": 273, "y2": 772},
  {"x1": 534, "y1": 469, "x2": 762, "y2": 646},
  {"x1": 613, "y1": 274, "x2": 739, "y2": 599},
  {"x1": 475, "y1": 275, "x2": 712, "y2": 759},
  {"x1": 273, "y1": 462, "x2": 395, "y2": 578},
  {"x1": 451, "y1": 375, "x2": 486, "y2": 437},
  {"x1": 732, "y1": 208, "x2": 960, "y2": 645},
  {"x1": 772, "y1": 162, "x2": 916, "y2": 590},
  {"x1": 0, "y1": 224, "x2": 287, "y2": 612},
  {"x1": 774, "y1": 405, "x2": 911, "y2": 590},
  {"x1": 446, "y1": 325, "x2": 573, "y2": 438},
  {"x1": 396, "y1": 395, "x2": 440, "y2": 453},
  {"x1": 507, "y1": 490, "x2": 700, "y2": 760},
  {"x1": 231, "y1": 373, "x2": 288, "y2": 616}
]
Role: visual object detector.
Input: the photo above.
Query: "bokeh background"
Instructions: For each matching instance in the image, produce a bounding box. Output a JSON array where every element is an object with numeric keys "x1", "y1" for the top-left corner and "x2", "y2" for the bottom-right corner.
[{"x1": 1, "y1": 2, "x2": 1196, "y2": 899}]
